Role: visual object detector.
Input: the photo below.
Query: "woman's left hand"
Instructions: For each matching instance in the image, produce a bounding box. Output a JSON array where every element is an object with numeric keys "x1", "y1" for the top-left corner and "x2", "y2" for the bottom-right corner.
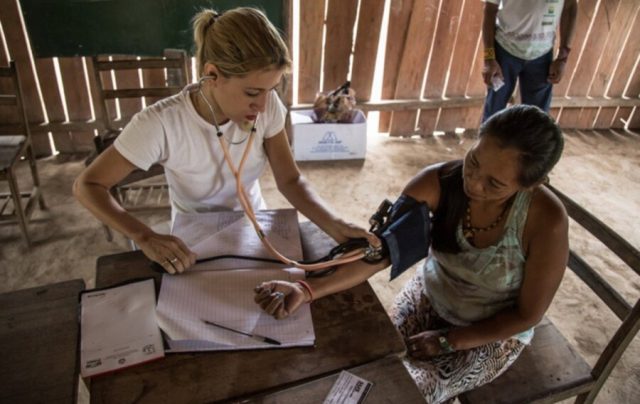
[
  {"x1": 254, "y1": 280, "x2": 307, "y2": 319},
  {"x1": 406, "y1": 330, "x2": 445, "y2": 359},
  {"x1": 332, "y1": 219, "x2": 380, "y2": 247}
]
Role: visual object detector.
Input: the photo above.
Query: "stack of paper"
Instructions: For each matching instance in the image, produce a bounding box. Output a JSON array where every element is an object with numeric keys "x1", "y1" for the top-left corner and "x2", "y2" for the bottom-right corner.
[
  {"x1": 157, "y1": 208, "x2": 315, "y2": 352},
  {"x1": 172, "y1": 209, "x2": 303, "y2": 271},
  {"x1": 80, "y1": 279, "x2": 164, "y2": 377},
  {"x1": 156, "y1": 268, "x2": 315, "y2": 351}
]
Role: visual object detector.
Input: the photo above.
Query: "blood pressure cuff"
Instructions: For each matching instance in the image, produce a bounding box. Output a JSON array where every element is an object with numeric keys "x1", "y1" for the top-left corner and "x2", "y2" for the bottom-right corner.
[{"x1": 378, "y1": 195, "x2": 431, "y2": 281}]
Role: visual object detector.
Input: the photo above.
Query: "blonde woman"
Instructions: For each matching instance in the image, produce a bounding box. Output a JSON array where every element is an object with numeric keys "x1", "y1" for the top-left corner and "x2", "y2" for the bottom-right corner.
[{"x1": 74, "y1": 8, "x2": 372, "y2": 273}]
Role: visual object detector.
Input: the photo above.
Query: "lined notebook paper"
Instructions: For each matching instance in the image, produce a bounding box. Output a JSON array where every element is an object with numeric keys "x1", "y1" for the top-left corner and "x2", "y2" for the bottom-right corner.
[
  {"x1": 172, "y1": 209, "x2": 303, "y2": 271},
  {"x1": 156, "y1": 268, "x2": 314, "y2": 351}
]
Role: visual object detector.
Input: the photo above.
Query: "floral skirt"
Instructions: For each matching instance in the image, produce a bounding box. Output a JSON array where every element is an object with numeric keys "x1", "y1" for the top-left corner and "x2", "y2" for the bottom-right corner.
[{"x1": 391, "y1": 270, "x2": 526, "y2": 404}]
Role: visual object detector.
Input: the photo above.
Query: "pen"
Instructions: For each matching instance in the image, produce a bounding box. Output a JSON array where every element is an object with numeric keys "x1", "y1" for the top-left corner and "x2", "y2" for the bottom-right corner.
[{"x1": 201, "y1": 319, "x2": 282, "y2": 346}]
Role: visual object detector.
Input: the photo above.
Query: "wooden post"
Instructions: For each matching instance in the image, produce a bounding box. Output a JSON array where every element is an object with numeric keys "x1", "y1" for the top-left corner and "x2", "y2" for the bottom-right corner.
[
  {"x1": 322, "y1": 0, "x2": 358, "y2": 92},
  {"x1": 297, "y1": 0, "x2": 325, "y2": 104},
  {"x1": 379, "y1": 0, "x2": 414, "y2": 132},
  {"x1": 417, "y1": 0, "x2": 464, "y2": 135},
  {"x1": 389, "y1": 0, "x2": 440, "y2": 137},
  {"x1": 351, "y1": 0, "x2": 385, "y2": 103}
]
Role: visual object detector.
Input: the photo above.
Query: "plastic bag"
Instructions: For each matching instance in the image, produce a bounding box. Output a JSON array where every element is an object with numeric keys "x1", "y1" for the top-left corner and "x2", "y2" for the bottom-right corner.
[{"x1": 312, "y1": 81, "x2": 356, "y2": 123}]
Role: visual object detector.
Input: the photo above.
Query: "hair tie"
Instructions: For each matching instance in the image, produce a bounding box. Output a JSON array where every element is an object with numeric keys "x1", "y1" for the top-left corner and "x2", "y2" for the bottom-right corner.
[{"x1": 204, "y1": 11, "x2": 221, "y2": 32}]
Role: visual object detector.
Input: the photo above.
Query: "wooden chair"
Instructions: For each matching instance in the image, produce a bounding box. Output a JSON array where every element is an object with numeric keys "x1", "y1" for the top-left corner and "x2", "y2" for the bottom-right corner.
[
  {"x1": 90, "y1": 50, "x2": 188, "y2": 240},
  {"x1": 0, "y1": 61, "x2": 46, "y2": 246},
  {"x1": 459, "y1": 184, "x2": 640, "y2": 404}
]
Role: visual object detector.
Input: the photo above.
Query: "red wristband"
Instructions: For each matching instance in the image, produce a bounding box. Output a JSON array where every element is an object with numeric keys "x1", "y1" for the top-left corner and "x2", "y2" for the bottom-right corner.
[{"x1": 296, "y1": 280, "x2": 314, "y2": 303}]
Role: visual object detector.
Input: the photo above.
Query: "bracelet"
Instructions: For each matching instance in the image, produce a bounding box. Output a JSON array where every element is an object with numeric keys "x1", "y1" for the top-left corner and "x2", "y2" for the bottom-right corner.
[
  {"x1": 296, "y1": 280, "x2": 314, "y2": 303},
  {"x1": 484, "y1": 47, "x2": 496, "y2": 60},
  {"x1": 438, "y1": 333, "x2": 455, "y2": 354}
]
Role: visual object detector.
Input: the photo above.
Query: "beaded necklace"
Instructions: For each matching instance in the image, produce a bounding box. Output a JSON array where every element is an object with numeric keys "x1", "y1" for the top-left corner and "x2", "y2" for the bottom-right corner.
[{"x1": 463, "y1": 198, "x2": 512, "y2": 241}]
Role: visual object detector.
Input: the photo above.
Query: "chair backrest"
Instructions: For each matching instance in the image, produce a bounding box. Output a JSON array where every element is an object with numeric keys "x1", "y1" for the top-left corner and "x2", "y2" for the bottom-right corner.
[
  {"x1": 547, "y1": 184, "x2": 640, "y2": 403},
  {"x1": 91, "y1": 49, "x2": 189, "y2": 132},
  {"x1": 0, "y1": 61, "x2": 31, "y2": 139}
]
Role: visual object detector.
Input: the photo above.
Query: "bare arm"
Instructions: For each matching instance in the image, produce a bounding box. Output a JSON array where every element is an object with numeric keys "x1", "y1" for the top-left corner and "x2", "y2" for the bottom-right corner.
[
  {"x1": 255, "y1": 163, "x2": 445, "y2": 318},
  {"x1": 255, "y1": 258, "x2": 390, "y2": 319},
  {"x1": 482, "y1": 2, "x2": 502, "y2": 86},
  {"x1": 559, "y1": 0, "x2": 577, "y2": 54},
  {"x1": 73, "y1": 146, "x2": 196, "y2": 273},
  {"x1": 548, "y1": 0, "x2": 577, "y2": 83},
  {"x1": 482, "y1": 2, "x2": 499, "y2": 50},
  {"x1": 264, "y1": 130, "x2": 375, "y2": 244}
]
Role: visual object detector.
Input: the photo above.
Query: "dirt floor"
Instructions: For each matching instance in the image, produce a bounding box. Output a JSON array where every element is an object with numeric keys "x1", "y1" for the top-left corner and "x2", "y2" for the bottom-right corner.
[{"x1": 1, "y1": 128, "x2": 638, "y2": 403}]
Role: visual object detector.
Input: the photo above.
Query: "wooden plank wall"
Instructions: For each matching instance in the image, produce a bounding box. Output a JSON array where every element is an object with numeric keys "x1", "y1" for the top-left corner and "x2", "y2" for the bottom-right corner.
[
  {"x1": 295, "y1": 0, "x2": 640, "y2": 137},
  {"x1": 1, "y1": 0, "x2": 639, "y2": 157}
]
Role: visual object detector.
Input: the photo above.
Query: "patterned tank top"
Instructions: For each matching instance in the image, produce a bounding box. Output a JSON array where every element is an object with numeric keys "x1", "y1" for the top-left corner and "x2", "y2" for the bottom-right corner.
[{"x1": 422, "y1": 190, "x2": 534, "y2": 344}]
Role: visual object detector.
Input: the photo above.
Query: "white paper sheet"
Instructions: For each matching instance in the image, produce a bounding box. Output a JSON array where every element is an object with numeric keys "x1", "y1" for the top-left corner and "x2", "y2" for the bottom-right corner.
[
  {"x1": 156, "y1": 268, "x2": 315, "y2": 352},
  {"x1": 172, "y1": 209, "x2": 303, "y2": 271},
  {"x1": 80, "y1": 279, "x2": 164, "y2": 377}
]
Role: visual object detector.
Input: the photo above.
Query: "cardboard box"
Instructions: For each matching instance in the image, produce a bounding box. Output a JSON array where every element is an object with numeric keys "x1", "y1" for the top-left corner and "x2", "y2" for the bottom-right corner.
[{"x1": 290, "y1": 109, "x2": 367, "y2": 161}]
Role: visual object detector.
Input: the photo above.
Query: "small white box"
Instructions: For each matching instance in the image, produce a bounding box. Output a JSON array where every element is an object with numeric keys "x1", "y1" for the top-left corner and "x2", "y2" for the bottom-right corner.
[{"x1": 290, "y1": 109, "x2": 367, "y2": 161}]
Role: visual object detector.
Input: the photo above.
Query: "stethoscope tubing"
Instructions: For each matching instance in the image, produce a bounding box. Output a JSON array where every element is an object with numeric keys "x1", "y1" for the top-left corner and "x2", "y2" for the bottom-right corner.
[
  {"x1": 197, "y1": 76, "x2": 367, "y2": 271},
  {"x1": 216, "y1": 127, "x2": 366, "y2": 270}
]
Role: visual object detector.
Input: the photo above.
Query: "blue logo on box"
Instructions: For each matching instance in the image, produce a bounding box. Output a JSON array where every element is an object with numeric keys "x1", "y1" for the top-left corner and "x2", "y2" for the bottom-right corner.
[
  {"x1": 318, "y1": 131, "x2": 342, "y2": 144},
  {"x1": 312, "y1": 131, "x2": 349, "y2": 154}
]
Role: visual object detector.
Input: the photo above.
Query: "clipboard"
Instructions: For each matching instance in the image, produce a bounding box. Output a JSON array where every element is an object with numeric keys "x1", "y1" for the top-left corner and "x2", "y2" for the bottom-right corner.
[{"x1": 79, "y1": 278, "x2": 165, "y2": 377}]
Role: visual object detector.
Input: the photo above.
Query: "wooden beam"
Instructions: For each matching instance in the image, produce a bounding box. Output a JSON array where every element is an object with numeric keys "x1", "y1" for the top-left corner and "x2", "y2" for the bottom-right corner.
[
  {"x1": 103, "y1": 87, "x2": 181, "y2": 99},
  {"x1": 291, "y1": 96, "x2": 640, "y2": 112},
  {"x1": 6, "y1": 97, "x2": 637, "y2": 137},
  {"x1": 548, "y1": 184, "x2": 640, "y2": 276},
  {"x1": 576, "y1": 299, "x2": 640, "y2": 403},
  {"x1": 568, "y1": 251, "x2": 631, "y2": 321},
  {"x1": 94, "y1": 58, "x2": 186, "y2": 71},
  {"x1": 0, "y1": 120, "x2": 104, "y2": 134},
  {"x1": 0, "y1": 94, "x2": 16, "y2": 105}
]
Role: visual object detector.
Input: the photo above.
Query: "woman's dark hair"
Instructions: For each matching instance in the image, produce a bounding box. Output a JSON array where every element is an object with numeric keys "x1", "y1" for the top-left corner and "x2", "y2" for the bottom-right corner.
[
  {"x1": 480, "y1": 104, "x2": 564, "y2": 187},
  {"x1": 431, "y1": 160, "x2": 465, "y2": 253},
  {"x1": 431, "y1": 105, "x2": 564, "y2": 253}
]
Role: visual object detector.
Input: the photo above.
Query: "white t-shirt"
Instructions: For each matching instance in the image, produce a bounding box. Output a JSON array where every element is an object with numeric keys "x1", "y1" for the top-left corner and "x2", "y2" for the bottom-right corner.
[
  {"x1": 114, "y1": 84, "x2": 287, "y2": 222},
  {"x1": 486, "y1": 0, "x2": 564, "y2": 60}
]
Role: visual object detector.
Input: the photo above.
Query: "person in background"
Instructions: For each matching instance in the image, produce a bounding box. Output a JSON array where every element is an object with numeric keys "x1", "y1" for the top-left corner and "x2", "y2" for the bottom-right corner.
[
  {"x1": 482, "y1": 0, "x2": 577, "y2": 121},
  {"x1": 74, "y1": 7, "x2": 373, "y2": 274},
  {"x1": 255, "y1": 105, "x2": 569, "y2": 403}
]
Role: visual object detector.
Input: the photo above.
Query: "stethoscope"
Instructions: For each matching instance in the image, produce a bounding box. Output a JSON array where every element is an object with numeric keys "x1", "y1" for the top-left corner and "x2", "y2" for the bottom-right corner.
[{"x1": 195, "y1": 76, "x2": 372, "y2": 271}]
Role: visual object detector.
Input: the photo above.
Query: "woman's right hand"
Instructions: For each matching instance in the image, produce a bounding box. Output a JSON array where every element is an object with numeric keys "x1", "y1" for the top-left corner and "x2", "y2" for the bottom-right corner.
[
  {"x1": 482, "y1": 59, "x2": 503, "y2": 86},
  {"x1": 135, "y1": 231, "x2": 197, "y2": 274},
  {"x1": 254, "y1": 280, "x2": 308, "y2": 319}
]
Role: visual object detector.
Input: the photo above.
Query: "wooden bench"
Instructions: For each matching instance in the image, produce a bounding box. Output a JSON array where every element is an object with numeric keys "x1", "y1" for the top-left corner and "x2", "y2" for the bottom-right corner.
[
  {"x1": 241, "y1": 356, "x2": 424, "y2": 403},
  {"x1": 0, "y1": 279, "x2": 85, "y2": 403},
  {"x1": 459, "y1": 184, "x2": 640, "y2": 404}
]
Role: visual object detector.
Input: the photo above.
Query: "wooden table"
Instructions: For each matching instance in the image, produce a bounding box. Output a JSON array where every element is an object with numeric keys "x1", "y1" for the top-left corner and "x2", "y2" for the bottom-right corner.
[
  {"x1": 0, "y1": 279, "x2": 85, "y2": 403},
  {"x1": 242, "y1": 356, "x2": 425, "y2": 403},
  {"x1": 90, "y1": 222, "x2": 406, "y2": 403}
]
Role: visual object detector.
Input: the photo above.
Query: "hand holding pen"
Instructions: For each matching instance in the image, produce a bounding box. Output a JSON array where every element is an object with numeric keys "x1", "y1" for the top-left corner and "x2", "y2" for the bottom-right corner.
[{"x1": 254, "y1": 281, "x2": 307, "y2": 320}]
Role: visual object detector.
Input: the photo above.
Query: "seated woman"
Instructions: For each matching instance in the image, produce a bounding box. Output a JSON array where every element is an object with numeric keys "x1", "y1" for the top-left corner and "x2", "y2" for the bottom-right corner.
[{"x1": 254, "y1": 105, "x2": 569, "y2": 403}]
